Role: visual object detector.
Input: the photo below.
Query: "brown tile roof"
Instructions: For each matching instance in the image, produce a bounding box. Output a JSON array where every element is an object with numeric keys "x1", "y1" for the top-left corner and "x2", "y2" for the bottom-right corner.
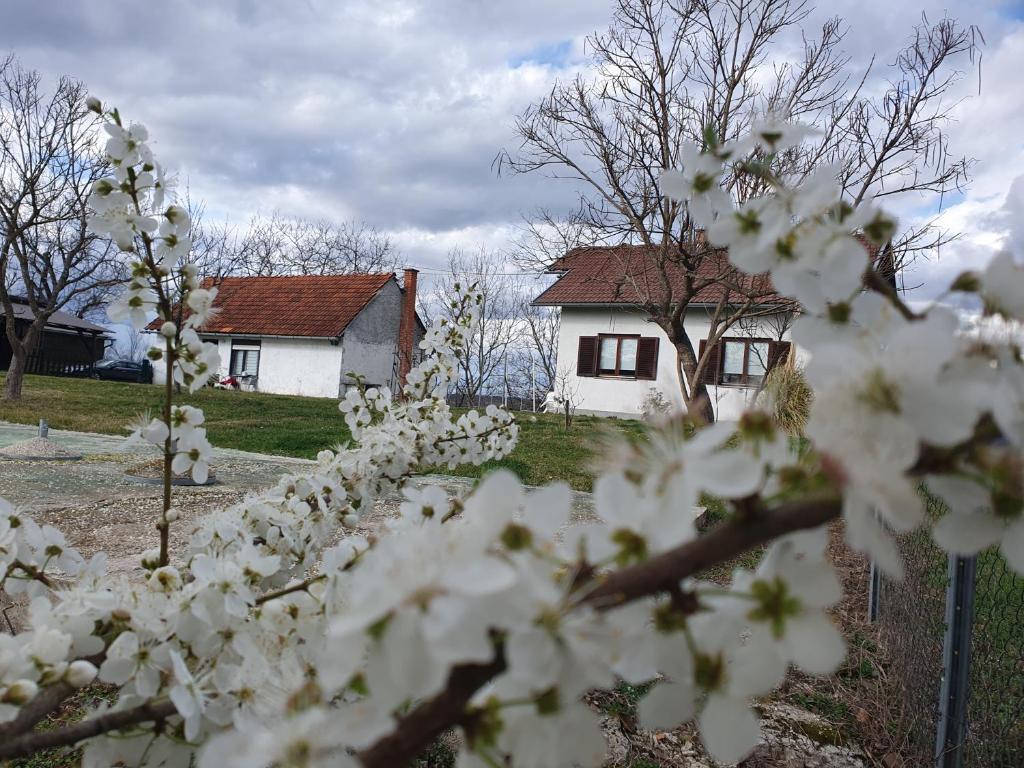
[
  {"x1": 157, "y1": 273, "x2": 394, "y2": 338},
  {"x1": 532, "y1": 238, "x2": 882, "y2": 308},
  {"x1": 532, "y1": 245, "x2": 784, "y2": 307},
  {"x1": 2, "y1": 297, "x2": 110, "y2": 335}
]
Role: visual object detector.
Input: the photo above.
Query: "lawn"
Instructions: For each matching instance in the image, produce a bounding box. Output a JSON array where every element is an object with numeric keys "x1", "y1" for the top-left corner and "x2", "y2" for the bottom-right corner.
[{"x1": 0, "y1": 374, "x2": 645, "y2": 491}]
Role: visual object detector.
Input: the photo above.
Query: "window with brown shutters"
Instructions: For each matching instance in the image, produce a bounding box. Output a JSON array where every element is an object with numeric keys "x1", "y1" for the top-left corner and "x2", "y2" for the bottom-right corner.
[
  {"x1": 579, "y1": 334, "x2": 660, "y2": 380},
  {"x1": 698, "y1": 339, "x2": 722, "y2": 385},
  {"x1": 636, "y1": 337, "x2": 659, "y2": 380},
  {"x1": 576, "y1": 336, "x2": 598, "y2": 376},
  {"x1": 699, "y1": 337, "x2": 790, "y2": 387},
  {"x1": 767, "y1": 341, "x2": 792, "y2": 370}
]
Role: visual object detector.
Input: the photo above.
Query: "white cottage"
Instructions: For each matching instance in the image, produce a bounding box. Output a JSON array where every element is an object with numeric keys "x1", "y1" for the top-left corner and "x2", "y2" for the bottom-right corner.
[
  {"x1": 155, "y1": 270, "x2": 424, "y2": 399},
  {"x1": 533, "y1": 246, "x2": 794, "y2": 421}
]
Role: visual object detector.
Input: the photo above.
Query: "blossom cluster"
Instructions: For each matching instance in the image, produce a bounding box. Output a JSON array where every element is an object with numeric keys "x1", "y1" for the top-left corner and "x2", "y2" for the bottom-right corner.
[
  {"x1": 1, "y1": 109, "x2": 1022, "y2": 768},
  {"x1": 661, "y1": 121, "x2": 1024, "y2": 578}
]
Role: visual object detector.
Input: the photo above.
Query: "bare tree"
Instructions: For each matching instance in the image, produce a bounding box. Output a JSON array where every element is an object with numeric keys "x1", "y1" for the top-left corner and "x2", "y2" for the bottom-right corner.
[
  {"x1": 499, "y1": 0, "x2": 978, "y2": 421},
  {"x1": 542, "y1": 364, "x2": 582, "y2": 428},
  {"x1": 506, "y1": 297, "x2": 560, "y2": 404},
  {"x1": 0, "y1": 56, "x2": 124, "y2": 400},
  {"x1": 427, "y1": 248, "x2": 523, "y2": 405},
  {"x1": 225, "y1": 213, "x2": 399, "y2": 277},
  {"x1": 110, "y1": 326, "x2": 152, "y2": 361}
]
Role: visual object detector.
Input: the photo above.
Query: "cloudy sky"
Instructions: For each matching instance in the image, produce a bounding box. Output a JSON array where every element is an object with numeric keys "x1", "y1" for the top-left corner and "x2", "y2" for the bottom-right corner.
[{"x1": 2, "y1": 0, "x2": 1022, "y2": 300}]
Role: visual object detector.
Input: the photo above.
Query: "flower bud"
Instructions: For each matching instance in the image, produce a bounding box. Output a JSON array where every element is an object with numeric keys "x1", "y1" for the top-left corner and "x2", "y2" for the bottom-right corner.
[
  {"x1": 140, "y1": 548, "x2": 161, "y2": 570},
  {"x1": 160, "y1": 321, "x2": 177, "y2": 338},
  {"x1": 951, "y1": 270, "x2": 981, "y2": 293},
  {"x1": 65, "y1": 660, "x2": 98, "y2": 688},
  {"x1": 2, "y1": 679, "x2": 39, "y2": 705},
  {"x1": 149, "y1": 565, "x2": 182, "y2": 592},
  {"x1": 86, "y1": 95, "x2": 102, "y2": 113},
  {"x1": 164, "y1": 507, "x2": 180, "y2": 522}
]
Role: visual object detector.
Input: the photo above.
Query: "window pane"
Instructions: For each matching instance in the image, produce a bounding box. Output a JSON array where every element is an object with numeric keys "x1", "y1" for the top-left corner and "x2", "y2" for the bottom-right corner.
[
  {"x1": 619, "y1": 338, "x2": 638, "y2": 374},
  {"x1": 598, "y1": 338, "x2": 618, "y2": 372},
  {"x1": 722, "y1": 341, "x2": 745, "y2": 383},
  {"x1": 242, "y1": 351, "x2": 259, "y2": 376},
  {"x1": 747, "y1": 342, "x2": 769, "y2": 381}
]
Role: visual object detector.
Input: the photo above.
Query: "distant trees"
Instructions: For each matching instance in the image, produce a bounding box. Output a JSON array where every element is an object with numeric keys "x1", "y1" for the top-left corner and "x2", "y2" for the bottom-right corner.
[
  {"x1": 0, "y1": 55, "x2": 124, "y2": 401},
  {"x1": 421, "y1": 248, "x2": 560, "y2": 408},
  {"x1": 183, "y1": 208, "x2": 400, "y2": 279},
  {"x1": 499, "y1": 0, "x2": 979, "y2": 421}
]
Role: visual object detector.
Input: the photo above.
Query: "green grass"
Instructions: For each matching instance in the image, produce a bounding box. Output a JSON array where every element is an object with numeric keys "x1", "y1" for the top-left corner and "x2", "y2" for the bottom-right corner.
[
  {"x1": 437, "y1": 412, "x2": 649, "y2": 491},
  {"x1": 0, "y1": 373, "x2": 352, "y2": 459},
  {"x1": 0, "y1": 374, "x2": 646, "y2": 490}
]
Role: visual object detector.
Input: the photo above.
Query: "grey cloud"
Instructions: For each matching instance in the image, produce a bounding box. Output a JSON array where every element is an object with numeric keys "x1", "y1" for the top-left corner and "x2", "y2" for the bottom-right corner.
[{"x1": 0, "y1": 0, "x2": 1018, "y2": 271}]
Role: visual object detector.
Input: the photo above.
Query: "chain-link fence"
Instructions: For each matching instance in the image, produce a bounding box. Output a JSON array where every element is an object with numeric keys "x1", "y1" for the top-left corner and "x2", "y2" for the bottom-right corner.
[
  {"x1": 871, "y1": 526, "x2": 949, "y2": 762},
  {"x1": 870, "y1": 517, "x2": 1024, "y2": 766},
  {"x1": 965, "y1": 549, "x2": 1024, "y2": 765}
]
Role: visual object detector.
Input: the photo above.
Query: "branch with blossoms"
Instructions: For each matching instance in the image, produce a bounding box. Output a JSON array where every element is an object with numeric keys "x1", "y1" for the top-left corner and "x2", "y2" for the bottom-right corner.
[
  {"x1": 85, "y1": 98, "x2": 221, "y2": 567},
  {"x1": 2, "y1": 111, "x2": 1024, "y2": 768}
]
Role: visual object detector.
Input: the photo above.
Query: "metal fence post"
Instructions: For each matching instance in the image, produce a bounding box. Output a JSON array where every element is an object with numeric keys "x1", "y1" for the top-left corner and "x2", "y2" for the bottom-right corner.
[
  {"x1": 867, "y1": 560, "x2": 881, "y2": 622},
  {"x1": 935, "y1": 554, "x2": 976, "y2": 768}
]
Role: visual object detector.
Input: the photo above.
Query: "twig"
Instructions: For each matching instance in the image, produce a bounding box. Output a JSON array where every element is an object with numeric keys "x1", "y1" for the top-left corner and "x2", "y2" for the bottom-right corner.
[
  {"x1": 0, "y1": 699, "x2": 178, "y2": 760},
  {"x1": 254, "y1": 574, "x2": 326, "y2": 605}
]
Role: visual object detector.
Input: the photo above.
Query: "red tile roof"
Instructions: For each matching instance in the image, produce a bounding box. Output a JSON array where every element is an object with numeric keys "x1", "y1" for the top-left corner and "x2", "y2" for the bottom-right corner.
[
  {"x1": 160, "y1": 273, "x2": 394, "y2": 338},
  {"x1": 532, "y1": 245, "x2": 784, "y2": 307}
]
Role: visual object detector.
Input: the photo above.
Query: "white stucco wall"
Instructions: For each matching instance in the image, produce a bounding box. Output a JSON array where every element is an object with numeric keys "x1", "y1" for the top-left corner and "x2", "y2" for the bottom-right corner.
[
  {"x1": 250, "y1": 338, "x2": 343, "y2": 398},
  {"x1": 555, "y1": 307, "x2": 793, "y2": 421}
]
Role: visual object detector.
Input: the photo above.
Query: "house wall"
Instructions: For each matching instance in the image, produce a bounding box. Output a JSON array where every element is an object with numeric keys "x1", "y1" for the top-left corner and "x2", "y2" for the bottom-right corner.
[
  {"x1": 256, "y1": 338, "x2": 344, "y2": 398},
  {"x1": 157, "y1": 336, "x2": 343, "y2": 399},
  {"x1": 340, "y1": 280, "x2": 402, "y2": 392},
  {"x1": 555, "y1": 307, "x2": 794, "y2": 421}
]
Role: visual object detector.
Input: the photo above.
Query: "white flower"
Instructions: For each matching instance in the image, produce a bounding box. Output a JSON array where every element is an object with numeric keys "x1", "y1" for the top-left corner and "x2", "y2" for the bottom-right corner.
[
  {"x1": 99, "y1": 632, "x2": 165, "y2": 698},
  {"x1": 707, "y1": 196, "x2": 789, "y2": 273},
  {"x1": 172, "y1": 428, "x2": 213, "y2": 484},
  {"x1": 981, "y1": 252, "x2": 1024, "y2": 320},
  {"x1": 725, "y1": 528, "x2": 846, "y2": 680},
  {"x1": 750, "y1": 116, "x2": 817, "y2": 153},
  {"x1": 930, "y1": 472, "x2": 1024, "y2": 574},
  {"x1": 169, "y1": 650, "x2": 208, "y2": 742},
  {"x1": 104, "y1": 122, "x2": 149, "y2": 166},
  {"x1": 659, "y1": 144, "x2": 731, "y2": 227},
  {"x1": 185, "y1": 288, "x2": 218, "y2": 328},
  {"x1": 107, "y1": 284, "x2": 158, "y2": 329}
]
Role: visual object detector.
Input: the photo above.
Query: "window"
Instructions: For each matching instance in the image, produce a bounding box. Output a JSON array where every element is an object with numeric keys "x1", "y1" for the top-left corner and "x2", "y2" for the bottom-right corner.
[
  {"x1": 700, "y1": 337, "x2": 788, "y2": 387},
  {"x1": 230, "y1": 341, "x2": 260, "y2": 377},
  {"x1": 598, "y1": 335, "x2": 638, "y2": 377},
  {"x1": 577, "y1": 335, "x2": 659, "y2": 380}
]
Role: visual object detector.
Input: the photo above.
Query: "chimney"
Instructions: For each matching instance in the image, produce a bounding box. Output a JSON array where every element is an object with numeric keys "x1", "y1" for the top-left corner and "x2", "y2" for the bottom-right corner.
[{"x1": 397, "y1": 267, "x2": 419, "y2": 389}]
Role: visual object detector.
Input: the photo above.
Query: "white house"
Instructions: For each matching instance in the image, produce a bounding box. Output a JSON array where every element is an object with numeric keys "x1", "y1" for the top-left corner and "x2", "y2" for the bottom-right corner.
[
  {"x1": 154, "y1": 270, "x2": 424, "y2": 399},
  {"x1": 533, "y1": 245, "x2": 795, "y2": 421}
]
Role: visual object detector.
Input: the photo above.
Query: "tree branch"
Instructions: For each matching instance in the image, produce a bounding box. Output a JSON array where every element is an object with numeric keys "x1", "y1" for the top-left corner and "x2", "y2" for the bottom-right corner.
[{"x1": 357, "y1": 494, "x2": 843, "y2": 767}]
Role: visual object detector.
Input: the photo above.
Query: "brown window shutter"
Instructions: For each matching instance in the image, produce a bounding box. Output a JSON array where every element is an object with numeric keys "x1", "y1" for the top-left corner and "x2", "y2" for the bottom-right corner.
[
  {"x1": 767, "y1": 341, "x2": 792, "y2": 371},
  {"x1": 698, "y1": 339, "x2": 721, "y2": 385},
  {"x1": 636, "y1": 337, "x2": 659, "y2": 380},
  {"x1": 576, "y1": 336, "x2": 598, "y2": 376}
]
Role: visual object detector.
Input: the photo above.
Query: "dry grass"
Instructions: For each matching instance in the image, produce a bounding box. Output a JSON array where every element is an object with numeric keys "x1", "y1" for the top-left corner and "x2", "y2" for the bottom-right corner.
[{"x1": 759, "y1": 363, "x2": 813, "y2": 436}]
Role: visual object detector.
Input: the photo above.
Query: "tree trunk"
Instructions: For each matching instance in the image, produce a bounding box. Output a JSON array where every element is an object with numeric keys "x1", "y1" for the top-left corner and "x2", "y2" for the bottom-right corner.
[
  {"x1": 3, "y1": 321, "x2": 42, "y2": 402},
  {"x1": 3, "y1": 345, "x2": 28, "y2": 401},
  {"x1": 662, "y1": 319, "x2": 716, "y2": 424}
]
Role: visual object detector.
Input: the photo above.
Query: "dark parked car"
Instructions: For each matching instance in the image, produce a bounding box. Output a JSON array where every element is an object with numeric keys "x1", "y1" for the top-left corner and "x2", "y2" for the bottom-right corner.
[{"x1": 94, "y1": 358, "x2": 153, "y2": 383}]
